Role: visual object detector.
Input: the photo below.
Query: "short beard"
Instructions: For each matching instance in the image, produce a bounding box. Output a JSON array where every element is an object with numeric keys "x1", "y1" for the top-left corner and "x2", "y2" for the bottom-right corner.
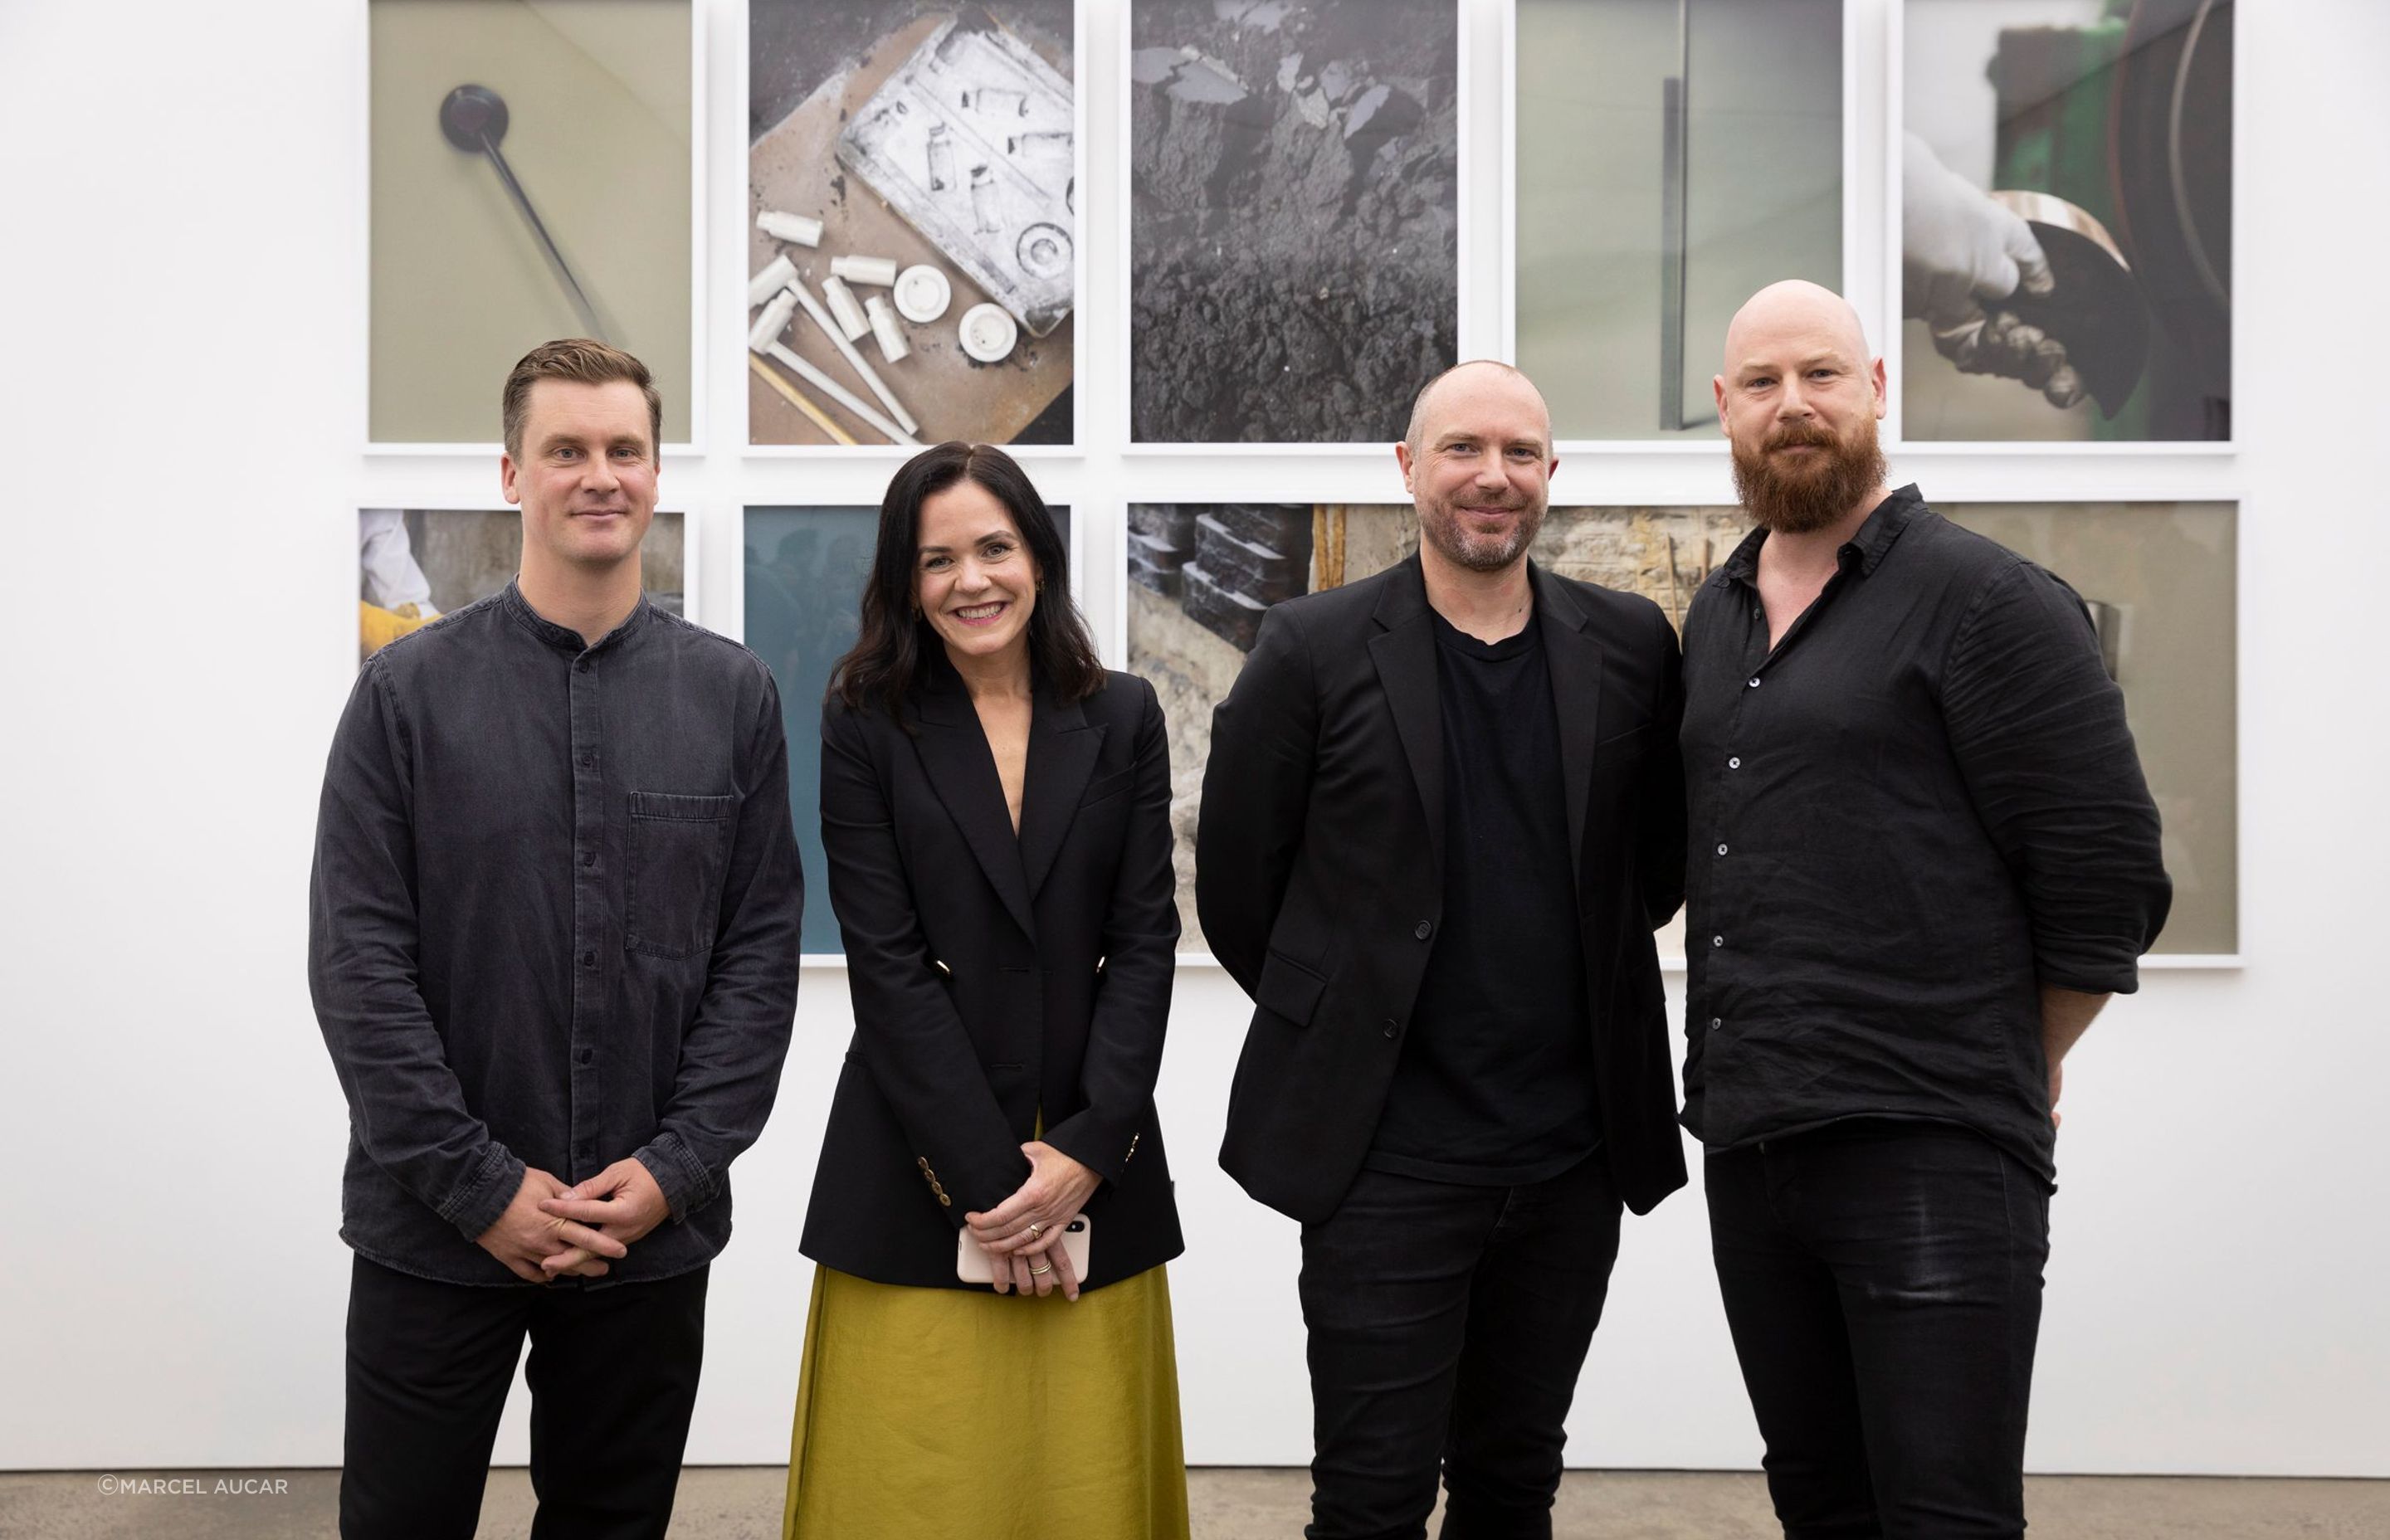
[
  {"x1": 1418, "y1": 497, "x2": 1544, "y2": 573},
  {"x1": 1731, "y1": 417, "x2": 1886, "y2": 535}
]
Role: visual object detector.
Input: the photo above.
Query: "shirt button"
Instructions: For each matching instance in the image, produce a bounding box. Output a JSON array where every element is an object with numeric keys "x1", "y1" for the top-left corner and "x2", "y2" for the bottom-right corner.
[
  {"x1": 580, "y1": 950, "x2": 596, "y2": 967},
  {"x1": 1716, "y1": 843, "x2": 1729, "y2": 856},
  {"x1": 1748, "y1": 677, "x2": 1762, "y2": 688},
  {"x1": 1414, "y1": 921, "x2": 1432, "y2": 941},
  {"x1": 576, "y1": 1143, "x2": 594, "y2": 1160},
  {"x1": 578, "y1": 753, "x2": 593, "y2": 768},
  {"x1": 575, "y1": 661, "x2": 590, "y2": 674},
  {"x1": 577, "y1": 1048, "x2": 593, "y2": 1065},
  {"x1": 1709, "y1": 1016, "x2": 1723, "y2": 1031},
  {"x1": 1383, "y1": 1019, "x2": 1399, "y2": 1039},
  {"x1": 1712, "y1": 934, "x2": 1724, "y2": 948},
  {"x1": 1728, "y1": 757, "x2": 1742, "y2": 769},
  {"x1": 582, "y1": 850, "x2": 596, "y2": 867}
]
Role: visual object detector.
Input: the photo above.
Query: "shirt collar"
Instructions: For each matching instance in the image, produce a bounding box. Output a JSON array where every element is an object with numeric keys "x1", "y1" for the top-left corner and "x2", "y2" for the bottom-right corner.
[
  {"x1": 500, "y1": 579, "x2": 653, "y2": 658},
  {"x1": 1713, "y1": 484, "x2": 1929, "y2": 590},
  {"x1": 1843, "y1": 484, "x2": 1927, "y2": 575}
]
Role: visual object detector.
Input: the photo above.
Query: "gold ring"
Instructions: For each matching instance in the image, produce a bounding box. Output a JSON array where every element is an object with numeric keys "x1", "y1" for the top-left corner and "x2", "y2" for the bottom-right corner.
[
  {"x1": 1026, "y1": 1222, "x2": 1043, "y2": 1239},
  {"x1": 1030, "y1": 1263, "x2": 1052, "y2": 1275}
]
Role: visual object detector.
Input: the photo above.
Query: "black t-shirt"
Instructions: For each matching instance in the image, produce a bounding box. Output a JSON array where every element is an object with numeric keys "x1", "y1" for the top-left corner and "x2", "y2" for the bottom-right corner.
[{"x1": 1364, "y1": 608, "x2": 1600, "y2": 1185}]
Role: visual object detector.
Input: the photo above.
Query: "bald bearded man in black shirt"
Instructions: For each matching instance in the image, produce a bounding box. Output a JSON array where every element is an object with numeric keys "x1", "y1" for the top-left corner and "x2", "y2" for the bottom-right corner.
[
  {"x1": 1685, "y1": 281, "x2": 2169, "y2": 1538},
  {"x1": 1199, "y1": 361, "x2": 1690, "y2": 1540}
]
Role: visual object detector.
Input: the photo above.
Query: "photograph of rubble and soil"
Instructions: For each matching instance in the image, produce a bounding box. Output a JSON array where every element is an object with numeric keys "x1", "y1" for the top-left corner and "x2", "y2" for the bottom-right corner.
[{"x1": 1129, "y1": 0, "x2": 1459, "y2": 443}]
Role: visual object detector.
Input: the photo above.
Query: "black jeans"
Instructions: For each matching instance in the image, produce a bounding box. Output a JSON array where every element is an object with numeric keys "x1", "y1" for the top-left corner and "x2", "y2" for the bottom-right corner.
[
  {"x1": 1299, "y1": 1152, "x2": 1622, "y2": 1540},
  {"x1": 1706, "y1": 1119, "x2": 2051, "y2": 1540},
  {"x1": 340, "y1": 1255, "x2": 710, "y2": 1540}
]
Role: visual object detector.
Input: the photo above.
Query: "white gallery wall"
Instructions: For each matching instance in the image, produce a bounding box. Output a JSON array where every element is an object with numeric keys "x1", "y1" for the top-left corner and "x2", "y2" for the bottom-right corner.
[{"x1": 2, "y1": 0, "x2": 2386, "y2": 1478}]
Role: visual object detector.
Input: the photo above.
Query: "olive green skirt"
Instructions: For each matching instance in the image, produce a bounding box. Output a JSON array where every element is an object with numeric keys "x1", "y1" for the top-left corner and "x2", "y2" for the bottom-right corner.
[{"x1": 782, "y1": 1263, "x2": 1190, "y2": 1540}]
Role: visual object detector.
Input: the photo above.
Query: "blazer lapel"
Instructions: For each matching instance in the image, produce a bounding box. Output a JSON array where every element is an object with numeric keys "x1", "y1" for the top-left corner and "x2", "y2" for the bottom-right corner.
[
  {"x1": 1533, "y1": 564, "x2": 1602, "y2": 889},
  {"x1": 1017, "y1": 683, "x2": 1105, "y2": 902},
  {"x1": 910, "y1": 680, "x2": 1037, "y2": 941},
  {"x1": 1368, "y1": 556, "x2": 1445, "y2": 882}
]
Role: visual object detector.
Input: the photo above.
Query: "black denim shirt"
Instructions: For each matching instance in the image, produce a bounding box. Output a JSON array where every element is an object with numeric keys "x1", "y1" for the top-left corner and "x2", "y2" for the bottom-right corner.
[
  {"x1": 309, "y1": 583, "x2": 803, "y2": 1286},
  {"x1": 1680, "y1": 487, "x2": 2170, "y2": 1182}
]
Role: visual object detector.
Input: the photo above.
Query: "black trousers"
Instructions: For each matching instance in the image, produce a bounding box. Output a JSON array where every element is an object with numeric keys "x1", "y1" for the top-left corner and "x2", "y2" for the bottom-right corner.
[
  {"x1": 1706, "y1": 1120, "x2": 2051, "y2": 1540},
  {"x1": 340, "y1": 1254, "x2": 710, "y2": 1540},
  {"x1": 1298, "y1": 1152, "x2": 1622, "y2": 1540}
]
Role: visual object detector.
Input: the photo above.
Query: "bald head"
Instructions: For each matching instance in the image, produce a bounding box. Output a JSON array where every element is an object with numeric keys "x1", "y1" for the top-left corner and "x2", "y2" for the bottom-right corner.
[
  {"x1": 1714, "y1": 280, "x2": 1889, "y2": 534},
  {"x1": 1406, "y1": 359, "x2": 1552, "y2": 456},
  {"x1": 1720, "y1": 280, "x2": 1872, "y2": 380}
]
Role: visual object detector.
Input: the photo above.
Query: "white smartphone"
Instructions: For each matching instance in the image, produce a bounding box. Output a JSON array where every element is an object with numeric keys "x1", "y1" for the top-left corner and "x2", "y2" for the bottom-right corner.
[{"x1": 957, "y1": 1215, "x2": 1092, "y2": 1285}]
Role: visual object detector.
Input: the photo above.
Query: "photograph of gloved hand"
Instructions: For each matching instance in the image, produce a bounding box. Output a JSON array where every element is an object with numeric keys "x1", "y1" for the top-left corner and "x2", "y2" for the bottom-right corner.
[
  {"x1": 358, "y1": 508, "x2": 443, "y2": 659},
  {"x1": 1902, "y1": 0, "x2": 2231, "y2": 442},
  {"x1": 1903, "y1": 131, "x2": 2086, "y2": 412}
]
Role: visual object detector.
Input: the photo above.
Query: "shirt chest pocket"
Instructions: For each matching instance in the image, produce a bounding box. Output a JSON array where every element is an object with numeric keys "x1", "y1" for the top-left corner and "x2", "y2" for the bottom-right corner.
[{"x1": 626, "y1": 791, "x2": 738, "y2": 960}]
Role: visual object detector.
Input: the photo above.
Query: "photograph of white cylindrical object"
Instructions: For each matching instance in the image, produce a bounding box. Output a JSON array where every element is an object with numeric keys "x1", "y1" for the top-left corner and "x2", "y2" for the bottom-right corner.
[
  {"x1": 788, "y1": 283, "x2": 920, "y2": 436},
  {"x1": 756, "y1": 209, "x2": 823, "y2": 247},
  {"x1": 747, "y1": 253, "x2": 797, "y2": 308},
  {"x1": 755, "y1": 340, "x2": 920, "y2": 448},
  {"x1": 829, "y1": 254, "x2": 899, "y2": 287},
  {"x1": 894, "y1": 265, "x2": 952, "y2": 324},
  {"x1": 746, "y1": 287, "x2": 798, "y2": 352},
  {"x1": 865, "y1": 295, "x2": 910, "y2": 363},
  {"x1": 958, "y1": 302, "x2": 1018, "y2": 363},
  {"x1": 822, "y1": 275, "x2": 872, "y2": 343}
]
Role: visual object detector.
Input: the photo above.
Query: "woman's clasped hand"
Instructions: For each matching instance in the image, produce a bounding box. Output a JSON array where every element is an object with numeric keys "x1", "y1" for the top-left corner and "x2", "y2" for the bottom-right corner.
[{"x1": 966, "y1": 1139, "x2": 1101, "y2": 1300}]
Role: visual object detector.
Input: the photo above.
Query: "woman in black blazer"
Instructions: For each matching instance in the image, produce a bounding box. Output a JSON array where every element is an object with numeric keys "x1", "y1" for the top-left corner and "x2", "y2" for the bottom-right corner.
[{"x1": 781, "y1": 443, "x2": 1188, "y2": 1540}]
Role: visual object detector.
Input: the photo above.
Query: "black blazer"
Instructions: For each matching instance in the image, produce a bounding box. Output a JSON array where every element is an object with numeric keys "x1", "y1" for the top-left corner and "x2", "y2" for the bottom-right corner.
[
  {"x1": 799, "y1": 667, "x2": 1184, "y2": 1292},
  {"x1": 1197, "y1": 556, "x2": 1690, "y2": 1223}
]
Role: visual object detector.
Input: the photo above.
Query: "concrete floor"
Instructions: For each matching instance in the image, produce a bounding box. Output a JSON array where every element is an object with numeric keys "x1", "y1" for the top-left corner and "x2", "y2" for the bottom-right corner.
[{"x1": 3, "y1": 1467, "x2": 2387, "y2": 1538}]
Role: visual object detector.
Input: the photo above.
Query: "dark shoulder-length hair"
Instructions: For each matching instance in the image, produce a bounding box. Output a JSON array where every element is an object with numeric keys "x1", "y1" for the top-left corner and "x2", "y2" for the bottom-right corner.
[{"x1": 830, "y1": 441, "x2": 1104, "y2": 721}]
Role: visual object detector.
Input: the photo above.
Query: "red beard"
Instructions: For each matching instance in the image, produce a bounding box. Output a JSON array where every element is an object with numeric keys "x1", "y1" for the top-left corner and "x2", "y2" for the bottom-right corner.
[{"x1": 1731, "y1": 417, "x2": 1886, "y2": 535}]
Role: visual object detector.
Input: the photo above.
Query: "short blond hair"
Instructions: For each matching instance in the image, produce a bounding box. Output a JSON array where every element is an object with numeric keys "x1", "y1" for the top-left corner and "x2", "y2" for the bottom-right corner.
[{"x1": 501, "y1": 339, "x2": 663, "y2": 459}]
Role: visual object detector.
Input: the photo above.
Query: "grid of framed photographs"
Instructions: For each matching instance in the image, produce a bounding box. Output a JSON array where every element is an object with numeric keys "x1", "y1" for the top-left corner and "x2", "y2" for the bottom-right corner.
[{"x1": 354, "y1": 0, "x2": 2241, "y2": 962}]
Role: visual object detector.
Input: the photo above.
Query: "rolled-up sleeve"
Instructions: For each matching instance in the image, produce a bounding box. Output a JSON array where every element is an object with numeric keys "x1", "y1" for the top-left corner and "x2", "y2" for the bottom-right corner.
[{"x1": 1940, "y1": 562, "x2": 2173, "y2": 993}]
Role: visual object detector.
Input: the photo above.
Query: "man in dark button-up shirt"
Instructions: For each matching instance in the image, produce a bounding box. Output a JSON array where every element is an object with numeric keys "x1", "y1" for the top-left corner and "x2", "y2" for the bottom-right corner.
[
  {"x1": 310, "y1": 341, "x2": 802, "y2": 1540},
  {"x1": 1684, "y1": 283, "x2": 2168, "y2": 1539}
]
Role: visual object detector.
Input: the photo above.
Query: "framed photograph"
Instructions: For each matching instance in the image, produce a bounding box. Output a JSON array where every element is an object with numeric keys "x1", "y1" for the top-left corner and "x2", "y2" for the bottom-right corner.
[
  {"x1": 1944, "y1": 500, "x2": 2237, "y2": 958},
  {"x1": 747, "y1": 2, "x2": 1080, "y2": 451},
  {"x1": 1896, "y1": 0, "x2": 2233, "y2": 445},
  {"x1": 1127, "y1": 500, "x2": 1743, "y2": 957},
  {"x1": 744, "y1": 504, "x2": 1074, "y2": 961},
  {"x1": 356, "y1": 506, "x2": 690, "y2": 664},
  {"x1": 367, "y1": 0, "x2": 700, "y2": 450},
  {"x1": 1128, "y1": 494, "x2": 2231, "y2": 963},
  {"x1": 1124, "y1": 0, "x2": 1464, "y2": 449},
  {"x1": 1507, "y1": 0, "x2": 1849, "y2": 446}
]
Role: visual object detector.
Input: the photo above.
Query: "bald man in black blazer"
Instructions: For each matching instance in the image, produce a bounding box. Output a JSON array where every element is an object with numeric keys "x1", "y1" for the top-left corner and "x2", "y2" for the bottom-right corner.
[{"x1": 1197, "y1": 362, "x2": 1688, "y2": 1539}]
